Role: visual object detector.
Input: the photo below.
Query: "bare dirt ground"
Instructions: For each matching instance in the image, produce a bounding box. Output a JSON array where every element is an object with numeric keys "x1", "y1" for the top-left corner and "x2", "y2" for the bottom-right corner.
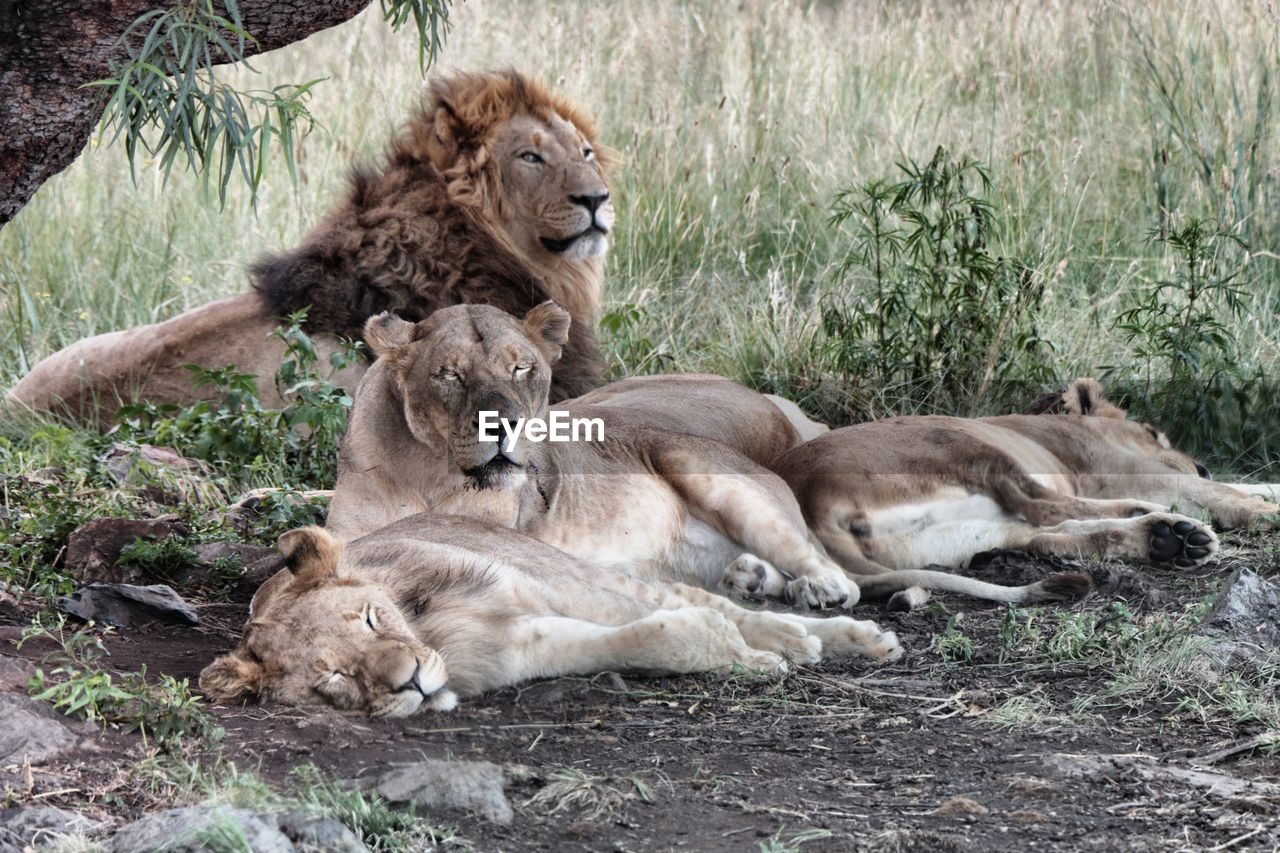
[{"x1": 3, "y1": 537, "x2": 1279, "y2": 852}]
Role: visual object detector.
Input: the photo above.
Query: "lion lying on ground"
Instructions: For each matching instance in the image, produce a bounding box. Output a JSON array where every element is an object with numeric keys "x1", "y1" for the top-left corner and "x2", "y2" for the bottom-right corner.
[
  {"x1": 199, "y1": 516, "x2": 902, "y2": 716},
  {"x1": 766, "y1": 379, "x2": 1278, "y2": 608},
  {"x1": 7, "y1": 70, "x2": 611, "y2": 424},
  {"x1": 324, "y1": 302, "x2": 1090, "y2": 610}
]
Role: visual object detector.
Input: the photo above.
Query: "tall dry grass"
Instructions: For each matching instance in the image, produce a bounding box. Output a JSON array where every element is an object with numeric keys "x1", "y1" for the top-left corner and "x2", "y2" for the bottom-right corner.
[{"x1": 1, "y1": 0, "x2": 1277, "y2": 468}]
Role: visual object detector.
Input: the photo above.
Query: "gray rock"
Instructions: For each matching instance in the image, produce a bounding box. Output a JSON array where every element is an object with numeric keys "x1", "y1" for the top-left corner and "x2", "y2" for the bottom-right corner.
[
  {"x1": 193, "y1": 542, "x2": 276, "y2": 568},
  {"x1": 58, "y1": 583, "x2": 198, "y2": 628},
  {"x1": 108, "y1": 806, "x2": 294, "y2": 853},
  {"x1": 0, "y1": 655, "x2": 35, "y2": 693},
  {"x1": 274, "y1": 812, "x2": 368, "y2": 853},
  {"x1": 0, "y1": 805, "x2": 96, "y2": 851},
  {"x1": 64, "y1": 517, "x2": 190, "y2": 585},
  {"x1": 0, "y1": 694, "x2": 93, "y2": 765},
  {"x1": 1198, "y1": 567, "x2": 1280, "y2": 667},
  {"x1": 362, "y1": 759, "x2": 513, "y2": 824},
  {"x1": 102, "y1": 443, "x2": 224, "y2": 507}
]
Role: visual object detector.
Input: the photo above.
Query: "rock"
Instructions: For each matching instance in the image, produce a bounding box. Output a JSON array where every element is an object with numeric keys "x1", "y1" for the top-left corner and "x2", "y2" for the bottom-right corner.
[
  {"x1": 361, "y1": 759, "x2": 514, "y2": 825},
  {"x1": 0, "y1": 805, "x2": 96, "y2": 851},
  {"x1": 1198, "y1": 567, "x2": 1280, "y2": 668},
  {"x1": 58, "y1": 583, "x2": 198, "y2": 628},
  {"x1": 234, "y1": 553, "x2": 289, "y2": 600},
  {"x1": 64, "y1": 517, "x2": 190, "y2": 585},
  {"x1": 194, "y1": 541, "x2": 276, "y2": 568},
  {"x1": 274, "y1": 812, "x2": 368, "y2": 853},
  {"x1": 0, "y1": 655, "x2": 36, "y2": 692},
  {"x1": 108, "y1": 806, "x2": 294, "y2": 853},
  {"x1": 102, "y1": 443, "x2": 224, "y2": 506},
  {"x1": 0, "y1": 694, "x2": 94, "y2": 765}
]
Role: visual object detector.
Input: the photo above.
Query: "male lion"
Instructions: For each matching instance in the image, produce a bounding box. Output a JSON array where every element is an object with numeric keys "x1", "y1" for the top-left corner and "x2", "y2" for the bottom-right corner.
[
  {"x1": 199, "y1": 517, "x2": 902, "y2": 716},
  {"x1": 767, "y1": 379, "x2": 1278, "y2": 607},
  {"x1": 324, "y1": 302, "x2": 1090, "y2": 610},
  {"x1": 7, "y1": 70, "x2": 611, "y2": 424}
]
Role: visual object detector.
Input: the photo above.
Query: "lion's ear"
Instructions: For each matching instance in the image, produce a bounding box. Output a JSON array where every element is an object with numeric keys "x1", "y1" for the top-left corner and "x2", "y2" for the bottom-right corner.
[
  {"x1": 523, "y1": 301, "x2": 571, "y2": 364},
  {"x1": 199, "y1": 651, "x2": 266, "y2": 704},
  {"x1": 1063, "y1": 378, "x2": 1127, "y2": 419},
  {"x1": 364, "y1": 312, "x2": 417, "y2": 358},
  {"x1": 277, "y1": 526, "x2": 344, "y2": 590}
]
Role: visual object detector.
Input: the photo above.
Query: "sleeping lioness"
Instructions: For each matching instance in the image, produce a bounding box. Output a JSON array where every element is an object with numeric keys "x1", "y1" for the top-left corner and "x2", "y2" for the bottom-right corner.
[
  {"x1": 766, "y1": 379, "x2": 1278, "y2": 606},
  {"x1": 199, "y1": 516, "x2": 902, "y2": 716},
  {"x1": 324, "y1": 302, "x2": 1090, "y2": 609}
]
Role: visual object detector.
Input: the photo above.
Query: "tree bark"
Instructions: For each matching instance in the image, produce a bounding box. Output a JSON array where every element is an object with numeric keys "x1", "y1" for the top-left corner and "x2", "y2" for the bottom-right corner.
[{"x1": 0, "y1": 0, "x2": 372, "y2": 227}]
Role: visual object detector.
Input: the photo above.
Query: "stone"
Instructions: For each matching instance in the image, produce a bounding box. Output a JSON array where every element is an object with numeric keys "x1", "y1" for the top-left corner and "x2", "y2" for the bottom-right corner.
[
  {"x1": 0, "y1": 805, "x2": 96, "y2": 852},
  {"x1": 361, "y1": 759, "x2": 514, "y2": 825},
  {"x1": 274, "y1": 812, "x2": 369, "y2": 853},
  {"x1": 102, "y1": 443, "x2": 224, "y2": 506},
  {"x1": 0, "y1": 655, "x2": 36, "y2": 692},
  {"x1": 194, "y1": 541, "x2": 276, "y2": 568},
  {"x1": 58, "y1": 583, "x2": 199, "y2": 628},
  {"x1": 0, "y1": 694, "x2": 93, "y2": 765},
  {"x1": 108, "y1": 806, "x2": 294, "y2": 853},
  {"x1": 1198, "y1": 567, "x2": 1280, "y2": 668},
  {"x1": 64, "y1": 517, "x2": 190, "y2": 585}
]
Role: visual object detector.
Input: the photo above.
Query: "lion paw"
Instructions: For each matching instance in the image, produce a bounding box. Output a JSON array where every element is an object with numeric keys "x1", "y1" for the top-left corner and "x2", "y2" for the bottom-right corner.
[
  {"x1": 785, "y1": 573, "x2": 855, "y2": 610},
  {"x1": 738, "y1": 614, "x2": 822, "y2": 664},
  {"x1": 810, "y1": 616, "x2": 903, "y2": 661},
  {"x1": 1146, "y1": 514, "x2": 1218, "y2": 568},
  {"x1": 721, "y1": 554, "x2": 789, "y2": 599}
]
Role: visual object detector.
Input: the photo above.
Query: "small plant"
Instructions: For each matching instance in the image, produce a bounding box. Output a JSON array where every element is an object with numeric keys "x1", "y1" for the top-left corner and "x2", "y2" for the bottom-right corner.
[
  {"x1": 290, "y1": 765, "x2": 459, "y2": 851},
  {"x1": 18, "y1": 615, "x2": 220, "y2": 746},
  {"x1": 115, "y1": 311, "x2": 361, "y2": 490},
  {"x1": 1109, "y1": 218, "x2": 1269, "y2": 463},
  {"x1": 524, "y1": 768, "x2": 653, "y2": 822},
  {"x1": 759, "y1": 828, "x2": 835, "y2": 853},
  {"x1": 935, "y1": 613, "x2": 975, "y2": 663},
  {"x1": 821, "y1": 147, "x2": 1055, "y2": 418},
  {"x1": 117, "y1": 535, "x2": 199, "y2": 579}
]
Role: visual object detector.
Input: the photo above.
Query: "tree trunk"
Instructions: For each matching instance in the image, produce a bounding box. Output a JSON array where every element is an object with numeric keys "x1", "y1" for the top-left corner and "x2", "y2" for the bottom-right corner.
[{"x1": 0, "y1": 0, "x2": 372, "y2": 227}]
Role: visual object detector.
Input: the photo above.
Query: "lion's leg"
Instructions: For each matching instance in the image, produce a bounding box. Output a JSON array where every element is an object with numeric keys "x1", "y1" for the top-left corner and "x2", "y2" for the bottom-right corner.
[
  {"x1": 986, "y1": 475, "x2": 1165, "y2": 525},
  {"x1": 656, "y1": 582, "x2": 903, "y2": 663},
  {"x1": 1015, "y1": 512, "x2": 1219, "y2": 569},
  {"x1": 512, "y1": 611, "x2": 786, "y2": 680},
  {"x1": 1166, "y1": 480, "x2": 1280, "y2": 531},
  {"x1": 652, "y1": 443, "x2": 854, "y2": 609}
]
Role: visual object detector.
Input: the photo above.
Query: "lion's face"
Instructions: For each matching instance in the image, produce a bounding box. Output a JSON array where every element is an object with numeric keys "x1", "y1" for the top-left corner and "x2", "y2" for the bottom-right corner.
[
  {"x1": 199, "y1": 529, "x2": 457, "y2": 718},
  {"x1": 364, "y1": 302, "x2": 569, "y2": 488},
  {"x1": 491, "y1": 112, "x2": 613, "y2": 262}
]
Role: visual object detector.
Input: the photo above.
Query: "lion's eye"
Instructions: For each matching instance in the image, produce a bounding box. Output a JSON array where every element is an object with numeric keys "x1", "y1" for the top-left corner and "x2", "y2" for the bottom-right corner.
[
  {"x1": 364, "y1": 606, "x2": 379, "y2": 631},
  {"x1": 519, "y1": 151, "x2": 544, "y2": 165},
  {"x1": 583, "y1": 147, "x2": 594, "y2": 160},
  {"x1": 513, "y1": 363, "x2": 533, "y2": 379},
  {"x1": 441, "y1": 368, "x2": 460, "y2": 383}
]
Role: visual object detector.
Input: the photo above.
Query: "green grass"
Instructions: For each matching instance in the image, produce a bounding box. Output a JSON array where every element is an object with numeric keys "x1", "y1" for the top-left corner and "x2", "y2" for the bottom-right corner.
[{"x1": 2, "y1": 0, "x2": 1278, "y2": 470}]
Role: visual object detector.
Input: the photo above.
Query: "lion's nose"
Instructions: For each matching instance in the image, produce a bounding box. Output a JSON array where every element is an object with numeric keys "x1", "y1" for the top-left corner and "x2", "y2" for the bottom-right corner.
[{"x1": 570, "y1": 191, "x2": 609, "y2": 213}]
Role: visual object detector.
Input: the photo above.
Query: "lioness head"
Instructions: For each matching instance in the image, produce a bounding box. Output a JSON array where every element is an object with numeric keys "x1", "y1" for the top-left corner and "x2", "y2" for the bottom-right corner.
[
  {"x1": 1032, "y1": 378, "x2": 1213, "y2": 479},
  {"x1": 364, "y1": 301, "x2": 569, "y2": 488},
  {"x1": 411, "y1": 70, "x2": 614, "y2": 264},
  {"x1": 199, "y1": 527, "x2": 456, "y2": 717}
]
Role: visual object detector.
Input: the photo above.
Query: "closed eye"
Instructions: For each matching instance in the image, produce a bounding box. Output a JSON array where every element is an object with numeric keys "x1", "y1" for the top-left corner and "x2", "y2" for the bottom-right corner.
[
  {"x1": 519, "y1": 151, "x2": 544, "y2": 164},
  {"x1": 364, "y1": 606, "x2": 379, "y2": 631},
  {"x1": 513, "y1": 363, "x2": 533, "y2": 379}
]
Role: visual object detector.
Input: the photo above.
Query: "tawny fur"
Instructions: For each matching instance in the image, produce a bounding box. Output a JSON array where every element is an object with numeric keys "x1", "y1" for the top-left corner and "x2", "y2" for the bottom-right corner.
[
  {"x1": 200, "y1": 518, "x2": 904, "y2": 716},
  {"x1": 7, "y1": 70, "x2": 610, "y2": 423}
]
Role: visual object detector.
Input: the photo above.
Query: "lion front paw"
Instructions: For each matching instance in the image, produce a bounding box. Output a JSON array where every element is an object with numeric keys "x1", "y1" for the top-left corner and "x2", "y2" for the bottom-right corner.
[
  {"x1": 721, "y1": 554, "x2": 789, "y2": 599},
  {"x1": 810, "y1": 616, "x2": 903, "y2": 661},
  {"x1": 738, "y1": 614, "x2": 822, "y2": 664},
  {"x1": 785, "y1": 573, "x2": 856, "y2": 610}
]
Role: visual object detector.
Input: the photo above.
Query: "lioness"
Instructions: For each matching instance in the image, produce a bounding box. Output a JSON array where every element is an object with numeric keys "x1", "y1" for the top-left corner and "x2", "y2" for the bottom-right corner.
[
  {"x1": 768, "y1": 379, "x2": 1277, "y2": 600},
  {"x1": 8, "y1": 70, "x2": 611, "y2": 423},
  {"x1": 325, "y1": 302, "x2": 1090, "y2": 610},
  {"x1": 199, "y1": 516, "x2": 902, "y2": 717}
]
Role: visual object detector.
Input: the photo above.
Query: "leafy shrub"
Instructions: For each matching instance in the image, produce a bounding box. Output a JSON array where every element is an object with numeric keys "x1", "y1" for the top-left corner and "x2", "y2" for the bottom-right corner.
[
  {"x1": 19, "y1": 615, "x2": 220, "y2": 746},
  {"x1": 115, "y1": 310, "x2": 360, "y2": 489},
  {"x1": 817, "y1": 147, "x2": 1055, "y2": 418}
]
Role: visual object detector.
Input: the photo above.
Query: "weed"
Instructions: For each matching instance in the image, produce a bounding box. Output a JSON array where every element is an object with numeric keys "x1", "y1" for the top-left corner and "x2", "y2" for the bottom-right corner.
[
  {"x1": 18, "y1": 615, "x2": 220, "y2": 746},
  {"x1": 116, "y1": 535, "x2": 198, "y2": 579},
  {"x1": 759, "y1": 827, "x2": 834, "y2": 853},
  {"x1": 289, "y1": 765, "x2": 461, "y2": 851},
  {"x1": 935, "y1": 613, "x2": 975, "y2": 663},
  {"x1": 524, "y1": 768, "x2": 653, "y2": 822},
  {"x1": 115, "y1": 310, "x2": 360, "y2": 490}
]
